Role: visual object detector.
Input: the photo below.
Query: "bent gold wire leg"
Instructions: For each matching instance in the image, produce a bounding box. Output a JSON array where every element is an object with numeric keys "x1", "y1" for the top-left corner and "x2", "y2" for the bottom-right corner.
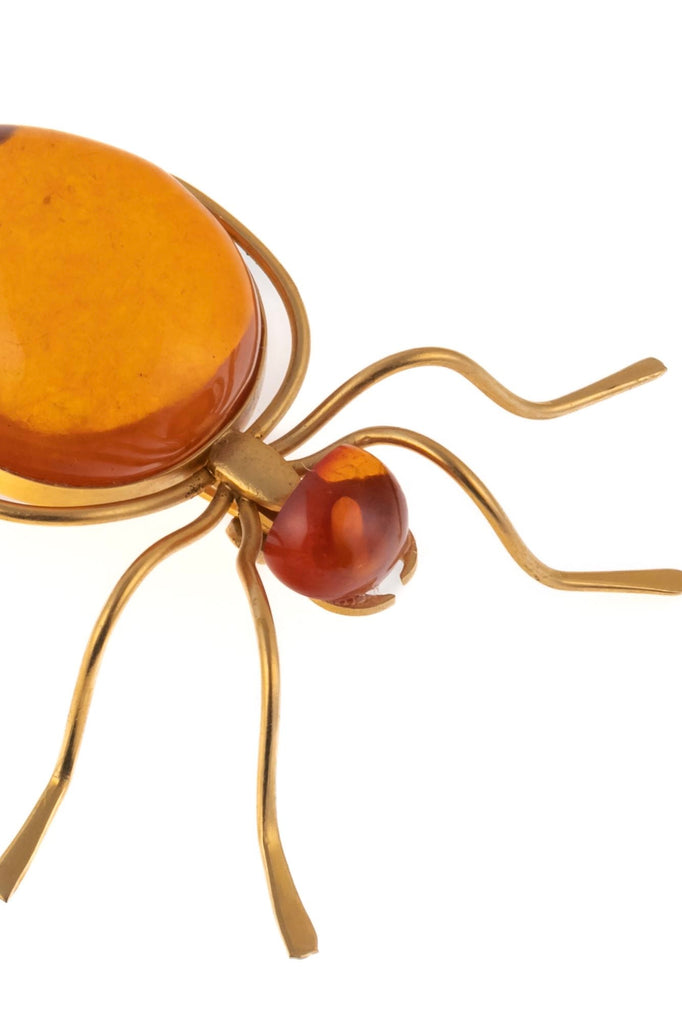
[
  {"x1": 272, "y1": 348, "x2": 666, "y2": 455},
  {"x1": 0, "y1": 485, "x2": 233, "y2": 902},
  {"x1": 293, "y1": 427, "x2": 682, "y2": 596},
  {"x1": 235, "y1": 497, "x2": 318, "y2": 959}
]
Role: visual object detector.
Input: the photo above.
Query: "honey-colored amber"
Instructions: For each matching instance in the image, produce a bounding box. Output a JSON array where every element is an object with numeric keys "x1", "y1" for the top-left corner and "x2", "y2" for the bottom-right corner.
[
  {"x1": 0, "y1": 126, "x2": 260, "y2": 487},
  {"x1": 263, "y1": 445, "x2": 409, "y2": 601}
]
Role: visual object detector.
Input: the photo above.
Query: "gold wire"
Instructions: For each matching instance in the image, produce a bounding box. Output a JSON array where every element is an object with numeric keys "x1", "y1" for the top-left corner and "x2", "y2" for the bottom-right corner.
[
  {"x1": 292, "y1": 427, "x2": 682, "y2": 596},
  {"x1": 273, "y1": 349, "x2": 666, "y2": 455},
  {"x1": 177, "y1": 182, "x2": 311, "y2": 441},
  {"x1": 235, "y1": 498, "x2": 318, "y2": 959},
  {"x1": 0, "y1": 469, "x2": 214, "y2": 525},
  {"x1": 0, "y1": 485, "x2": 233, "y2": 903}
]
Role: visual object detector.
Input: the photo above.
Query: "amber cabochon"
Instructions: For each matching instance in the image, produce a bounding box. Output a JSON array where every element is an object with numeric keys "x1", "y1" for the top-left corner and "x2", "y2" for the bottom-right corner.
[
  {"x1": 0, "y1": 125, "x2": 261, "y2": 487},
  {"x1": 263, "y1": 445, "x2": 409, "y2": 601}
]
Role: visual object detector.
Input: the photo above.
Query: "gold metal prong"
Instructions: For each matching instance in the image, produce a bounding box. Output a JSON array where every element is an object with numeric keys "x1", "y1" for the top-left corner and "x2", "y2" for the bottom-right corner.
[
  {"x1": 313, "y1": 592, "x2": 396, "y2": 616},
  {"x1": 400, "y1": 531, "x2": 418, "y2": 586},
  {"x1": 312, "y1": 532, "x2": 418, "y2": 617}
]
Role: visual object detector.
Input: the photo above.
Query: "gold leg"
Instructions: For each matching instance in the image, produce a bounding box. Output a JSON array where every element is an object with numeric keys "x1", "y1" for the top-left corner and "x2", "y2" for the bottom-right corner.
[
  {"x1": 293, "y1": 428, "x2": 682, "y2": 596},
  {"x1": 0, "y1": 485, "x2": 233, "y2": 902},
  {"x1": 235, "y1": 498, "x2": 318, "y2": 959},
  {"x1": 273, "y1": 348, "x2": 665, "y2": 455}
]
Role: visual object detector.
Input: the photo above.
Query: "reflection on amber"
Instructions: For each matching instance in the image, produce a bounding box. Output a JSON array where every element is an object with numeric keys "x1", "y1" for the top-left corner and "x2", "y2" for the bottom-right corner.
[
  {"x1": 0, "y1": 126, "x2": 261, "y2": 486},
  {"x1": 263, "y1": 445, "x2": 409, "y2": 601}
]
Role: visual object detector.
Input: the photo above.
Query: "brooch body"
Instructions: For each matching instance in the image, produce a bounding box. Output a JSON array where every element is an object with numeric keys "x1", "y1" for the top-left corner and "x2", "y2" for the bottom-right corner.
[{"x1": 0, "y1": 125, "x2": 679, "y2": 957}]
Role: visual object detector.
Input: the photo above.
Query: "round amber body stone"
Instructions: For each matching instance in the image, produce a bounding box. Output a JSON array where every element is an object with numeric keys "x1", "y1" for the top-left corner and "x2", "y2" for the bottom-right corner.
[
  {"x1": 263, "y1": 445, "x2": 409, "y2": 601},
  {"x1": 0, "y1": 126, "x2": 260, "y2": 487}
]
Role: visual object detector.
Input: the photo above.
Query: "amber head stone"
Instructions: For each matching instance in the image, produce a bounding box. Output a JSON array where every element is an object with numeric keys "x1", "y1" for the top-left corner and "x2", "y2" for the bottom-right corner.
[
  {"x1": 0, "y1": 124, "x2": 680, "y2": 960},
  {"x1": 264, "y1": 444, "x2": 409, "y2": 602}
]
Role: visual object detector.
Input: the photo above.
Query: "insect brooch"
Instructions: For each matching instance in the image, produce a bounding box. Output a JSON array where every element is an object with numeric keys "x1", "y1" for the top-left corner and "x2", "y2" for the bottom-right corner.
[{"x1": 0, "y1": 125, "x2": 679, "y2": 958}]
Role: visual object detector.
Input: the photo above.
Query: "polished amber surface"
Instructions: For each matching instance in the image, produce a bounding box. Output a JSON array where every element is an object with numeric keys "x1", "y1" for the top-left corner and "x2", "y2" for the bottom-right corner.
[
  {"x1": 0, "y1": 126, "x2": 260, "y2": 486},
  {"x1": 263, "y1": 445, "x2": 409, "y2": 601}
]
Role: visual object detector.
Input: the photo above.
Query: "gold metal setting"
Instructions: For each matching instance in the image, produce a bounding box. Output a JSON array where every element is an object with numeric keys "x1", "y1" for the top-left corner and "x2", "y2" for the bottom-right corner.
[
  {"x1": 210, "y1": 431, "x2": 301, "y2": 511},
  {"x1": 1, "y1": 178, "x2": 680, "y2": 960}
]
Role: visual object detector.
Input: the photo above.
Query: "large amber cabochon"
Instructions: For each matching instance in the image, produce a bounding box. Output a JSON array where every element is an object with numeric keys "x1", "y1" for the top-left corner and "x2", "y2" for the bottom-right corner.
[{"x1": 0, "y1": 126, "x2": 260, "y2": 486}]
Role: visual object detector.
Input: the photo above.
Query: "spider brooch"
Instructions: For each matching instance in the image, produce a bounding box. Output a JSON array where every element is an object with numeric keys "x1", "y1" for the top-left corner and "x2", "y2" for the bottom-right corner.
[{"x1": 0, "y1": 126, "x2": 679, "y2": 958}]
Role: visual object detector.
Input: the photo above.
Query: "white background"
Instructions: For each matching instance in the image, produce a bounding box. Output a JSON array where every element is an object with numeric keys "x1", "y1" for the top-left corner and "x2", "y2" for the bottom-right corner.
[{"x1": 1, "y1": 2, "x2": 682, "y2": 1022}]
